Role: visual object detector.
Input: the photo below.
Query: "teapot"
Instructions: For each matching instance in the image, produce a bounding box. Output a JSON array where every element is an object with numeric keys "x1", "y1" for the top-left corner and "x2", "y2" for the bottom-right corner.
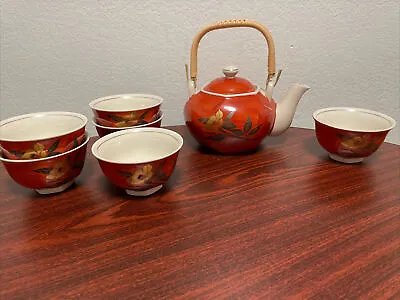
[{"x1": 184, "y1": 19, "x2": 310, "y2": 154}]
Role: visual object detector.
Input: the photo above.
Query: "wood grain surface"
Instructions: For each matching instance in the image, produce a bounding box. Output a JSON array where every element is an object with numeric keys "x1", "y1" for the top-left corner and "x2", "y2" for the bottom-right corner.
[{"x1": 0, "y1": 126, "x2": 399, "y2": 299}]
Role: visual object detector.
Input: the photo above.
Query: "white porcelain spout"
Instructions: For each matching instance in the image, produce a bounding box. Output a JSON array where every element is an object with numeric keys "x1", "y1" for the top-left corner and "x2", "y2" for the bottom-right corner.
[{"x1": 270, "y1": 84, "x2": 310, "y2": 136}]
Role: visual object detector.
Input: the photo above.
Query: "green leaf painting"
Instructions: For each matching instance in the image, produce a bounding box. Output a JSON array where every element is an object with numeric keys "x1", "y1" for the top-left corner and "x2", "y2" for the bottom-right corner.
[
  {"x1": 33, "y1": 167, "x2": 53, "y2": 175},
  {"x1": 243, "y1": 116, "x2": 252, "y2": 133},
  {"x1": 48, "y1": 140, "x2": 60, "y2": 154}
]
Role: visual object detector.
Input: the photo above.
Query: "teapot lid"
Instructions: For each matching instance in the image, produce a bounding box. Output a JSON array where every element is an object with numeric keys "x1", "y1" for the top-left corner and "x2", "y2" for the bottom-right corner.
[{"x1": 202, "y1": 66, "x2": 258, "y2": 97}]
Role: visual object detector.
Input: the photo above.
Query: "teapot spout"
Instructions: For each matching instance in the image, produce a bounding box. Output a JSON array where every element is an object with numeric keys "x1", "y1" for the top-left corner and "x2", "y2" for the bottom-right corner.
[{"x1": 270, "y1": 84, "x2": 310, "y2": 136}]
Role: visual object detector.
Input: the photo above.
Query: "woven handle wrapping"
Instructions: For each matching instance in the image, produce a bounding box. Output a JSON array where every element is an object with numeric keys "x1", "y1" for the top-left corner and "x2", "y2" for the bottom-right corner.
[{"x1": 190, "y1": 19, "x2": 276, "y2": 88}]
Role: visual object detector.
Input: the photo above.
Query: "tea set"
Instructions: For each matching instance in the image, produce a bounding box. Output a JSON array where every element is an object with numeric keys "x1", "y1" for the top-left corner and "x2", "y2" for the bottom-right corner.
[{"x1": 0, "y1": 19, "x2": 396, "y2": 196}]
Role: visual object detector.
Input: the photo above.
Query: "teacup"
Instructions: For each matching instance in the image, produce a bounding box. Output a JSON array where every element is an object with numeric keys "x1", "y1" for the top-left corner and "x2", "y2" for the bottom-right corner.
[
  {"x1": 93, "y1": 111, "x2": 164, "y2": 137},
  {"x1": 89, "y1": 94, "x2": 162, "y2": 128},
  {"x1": 313, "y1": 107, "x2": 396, "y2": 163},
  {"x1": 92, "y1": 127, "x2": 183, "y2": 196},
  {"x1": 0, "y1": 111, "x2": 87, "y2": 160},
  {"x1": 0, "y1": 133, "x2": 89, "y2": 194}
]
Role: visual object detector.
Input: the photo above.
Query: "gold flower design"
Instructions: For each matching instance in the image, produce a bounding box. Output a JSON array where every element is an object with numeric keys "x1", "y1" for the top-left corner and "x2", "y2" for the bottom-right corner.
[
  {"x1": 110, "y1": 112, "x2": 140, "y2": 127},
  {"x1": 129, "y1": 164, "x2": 153, "y2": 185},
  {"x1": 116, "y1": 119, "x2": 139, "y2": 128},
  {"x1": 22, "y1": 143, "x2": 48, "y2": 159},
  {"x1": 340, "y1": 135, "x2": 370, "y2": 150},
  {"x1": 46, "y1": 160, "x2": 70, "y2": 181},
  {"x1": 205, "y1": 109, "x2": 224, "y2": 129}
]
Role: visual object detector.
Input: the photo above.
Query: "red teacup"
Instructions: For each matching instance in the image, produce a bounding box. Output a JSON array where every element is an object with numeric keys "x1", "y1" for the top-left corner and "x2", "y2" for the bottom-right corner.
[
  {"x1": 93, "y1": 111, "x2": 164, "y2": 137},
  {"x1": 313, "y1": 107, "x2": 396, "y2": 163},
  {"x1": 89, "y1": 94, "x2": 162, "y2": 128},
  {"x1": 0, "y1": 111, "x2": 87, "y2": 160},
  {"x1": 0, "y1": 133, "x2": 89, "y2": 194},
  {"x1": 92, "y1": 127, "x2": 183, "y2": 196}
]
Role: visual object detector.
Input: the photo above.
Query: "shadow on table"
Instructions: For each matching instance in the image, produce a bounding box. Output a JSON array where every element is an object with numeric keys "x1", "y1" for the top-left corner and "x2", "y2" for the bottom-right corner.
[
  {"x1": 191, "y1": 132, "x2": 289, "y2": 156},
  {"x1": 302, "y1": 136, "x2": 327, "y2": 160},
  {"x1": 302, "y1": 138, "x2": 379, "y2": 209},
  {"x1": 3, "y1": 174, "x2": 88, "y2": 200}
]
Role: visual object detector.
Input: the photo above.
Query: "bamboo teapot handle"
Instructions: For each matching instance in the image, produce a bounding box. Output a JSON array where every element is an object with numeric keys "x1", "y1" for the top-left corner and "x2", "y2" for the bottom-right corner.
[{"x1": 189, "y1": 19, "x2": 276, "y2": 89}]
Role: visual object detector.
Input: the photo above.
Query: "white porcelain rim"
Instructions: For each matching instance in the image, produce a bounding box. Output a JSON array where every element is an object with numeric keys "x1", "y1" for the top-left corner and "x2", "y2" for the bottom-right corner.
[
  {"x1": 0, "y1": 111, "x2": 88, "y2": 142},
  {"x1": 0, "y1": 133, "x2": 89, "y2": 163},
  {"x1": 92, "y1": 111, "x2": 164, "y2": 130},
  {"x1": 92, "y1": 127, "x2": 183, "y2": 164},
  {"x1": 313, "y1": 107, "x2": 396, "y2": 132},
  {"x1": 89, "y1": 93, "x2": 163, "y2": 112}
]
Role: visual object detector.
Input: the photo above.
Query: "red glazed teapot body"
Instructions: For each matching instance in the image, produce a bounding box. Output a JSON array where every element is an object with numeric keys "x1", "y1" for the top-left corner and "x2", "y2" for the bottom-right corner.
[{"x1": 184, "y1": 68, "x2": 276, "y2": 154}]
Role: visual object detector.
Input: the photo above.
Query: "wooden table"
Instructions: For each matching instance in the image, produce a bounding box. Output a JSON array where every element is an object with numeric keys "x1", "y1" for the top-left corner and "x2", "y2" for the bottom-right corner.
[{"x1": 1, "y1": 126, "x2": 399, "y2": 299}]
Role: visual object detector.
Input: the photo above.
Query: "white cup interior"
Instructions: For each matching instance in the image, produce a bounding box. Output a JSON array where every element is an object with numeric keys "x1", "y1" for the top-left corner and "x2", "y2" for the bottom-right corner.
[
  {"x1": 92, "y1": 128, "x2": 183, "y2": 164},
  {"x1": 0, "y1": 112, "x2": 87, "y2": 141},
  {"x1": 90, "y1": 94, "x2": 163, "y2": 111},
  {"x1": 313, "y1": 107, "x2": 396, "y2": 132}
]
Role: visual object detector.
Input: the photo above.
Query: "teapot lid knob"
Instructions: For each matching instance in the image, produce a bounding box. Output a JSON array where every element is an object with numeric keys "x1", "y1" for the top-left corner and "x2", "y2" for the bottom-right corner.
[{"x1": 222, "y1": 66, "x2": 239, "y2": 78}]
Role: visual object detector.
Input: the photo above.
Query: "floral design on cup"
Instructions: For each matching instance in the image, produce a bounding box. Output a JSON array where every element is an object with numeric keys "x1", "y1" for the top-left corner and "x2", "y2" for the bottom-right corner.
[
  {"x1": 130, "y1": 164, "x2": 153, "y2": 185},
  {"x1": 23, "y1": 142, "x2": 48, "y2": 159},
  {"x1": 118, "y1": 163, "x2": 169, "y2": 190},
  {"x1": 106, "y1": 109, "x2": 154, "y2": 128},
  {"x1": 337, "y1": 133, "x2": 386, "y2": 157},
  {"x1": 46, "y1": 160, "x2": 71, "y2": 182},
  {"x1": 31, "y1": 151, "x2": 86, "y2": 185},
  {"x1": 9, "y1": 140, "x2": 62, "y2": 160},
  {"x1": 4, "y1": 134, "x2": 85, "y2": 160},
  {"x1": 198, "y1": 109, "x2": 262, "y2": 141},
  {"x1": 108, "y1": 112, "x2": 141, "y2": 127},
  {"x1": 33, "y1": 159, "x2": 71, "y2": 184},
  {"x1": 96, "y1": 111, "x2": 162, "y2": 129}
]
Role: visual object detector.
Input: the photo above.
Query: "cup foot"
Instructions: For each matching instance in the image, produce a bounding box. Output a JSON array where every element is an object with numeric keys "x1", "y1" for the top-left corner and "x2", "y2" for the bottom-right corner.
[
  {"x1": 35, "y1": 180, "x2": 74, "y2": 195},
  {"x1": 125, "y1": 185, "x2": 163, "y2": 196},
  {"x1": 329, "y1": 153, "x2": 364, "y2": 164}
]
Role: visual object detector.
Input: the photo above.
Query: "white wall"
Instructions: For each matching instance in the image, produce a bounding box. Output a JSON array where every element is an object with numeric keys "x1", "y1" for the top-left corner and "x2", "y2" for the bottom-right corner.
[{"x1": 1, "y1": 0, "x2": 399, "y2": 144}]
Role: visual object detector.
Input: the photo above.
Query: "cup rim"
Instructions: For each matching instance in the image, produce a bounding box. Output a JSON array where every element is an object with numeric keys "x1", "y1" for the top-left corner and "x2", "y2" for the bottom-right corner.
[
  {"x1": 313, "y1": 107, "x2": 396, "y2": 132},
  {"x1": 89, "y1": 93, "x2": 163, "y2": 112},
  {"x1": 92, "y1": 127, "x2": 183, "y2": 164},
  {"x1": 0, "y1": 132, "x2": 90, "y2": 163},
  {"x1": 0, "y1": 111, "x2": 88, "y2": 142},
  {"x1": 92, "y1": 111, "x2": 164, "y2": 130}
]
